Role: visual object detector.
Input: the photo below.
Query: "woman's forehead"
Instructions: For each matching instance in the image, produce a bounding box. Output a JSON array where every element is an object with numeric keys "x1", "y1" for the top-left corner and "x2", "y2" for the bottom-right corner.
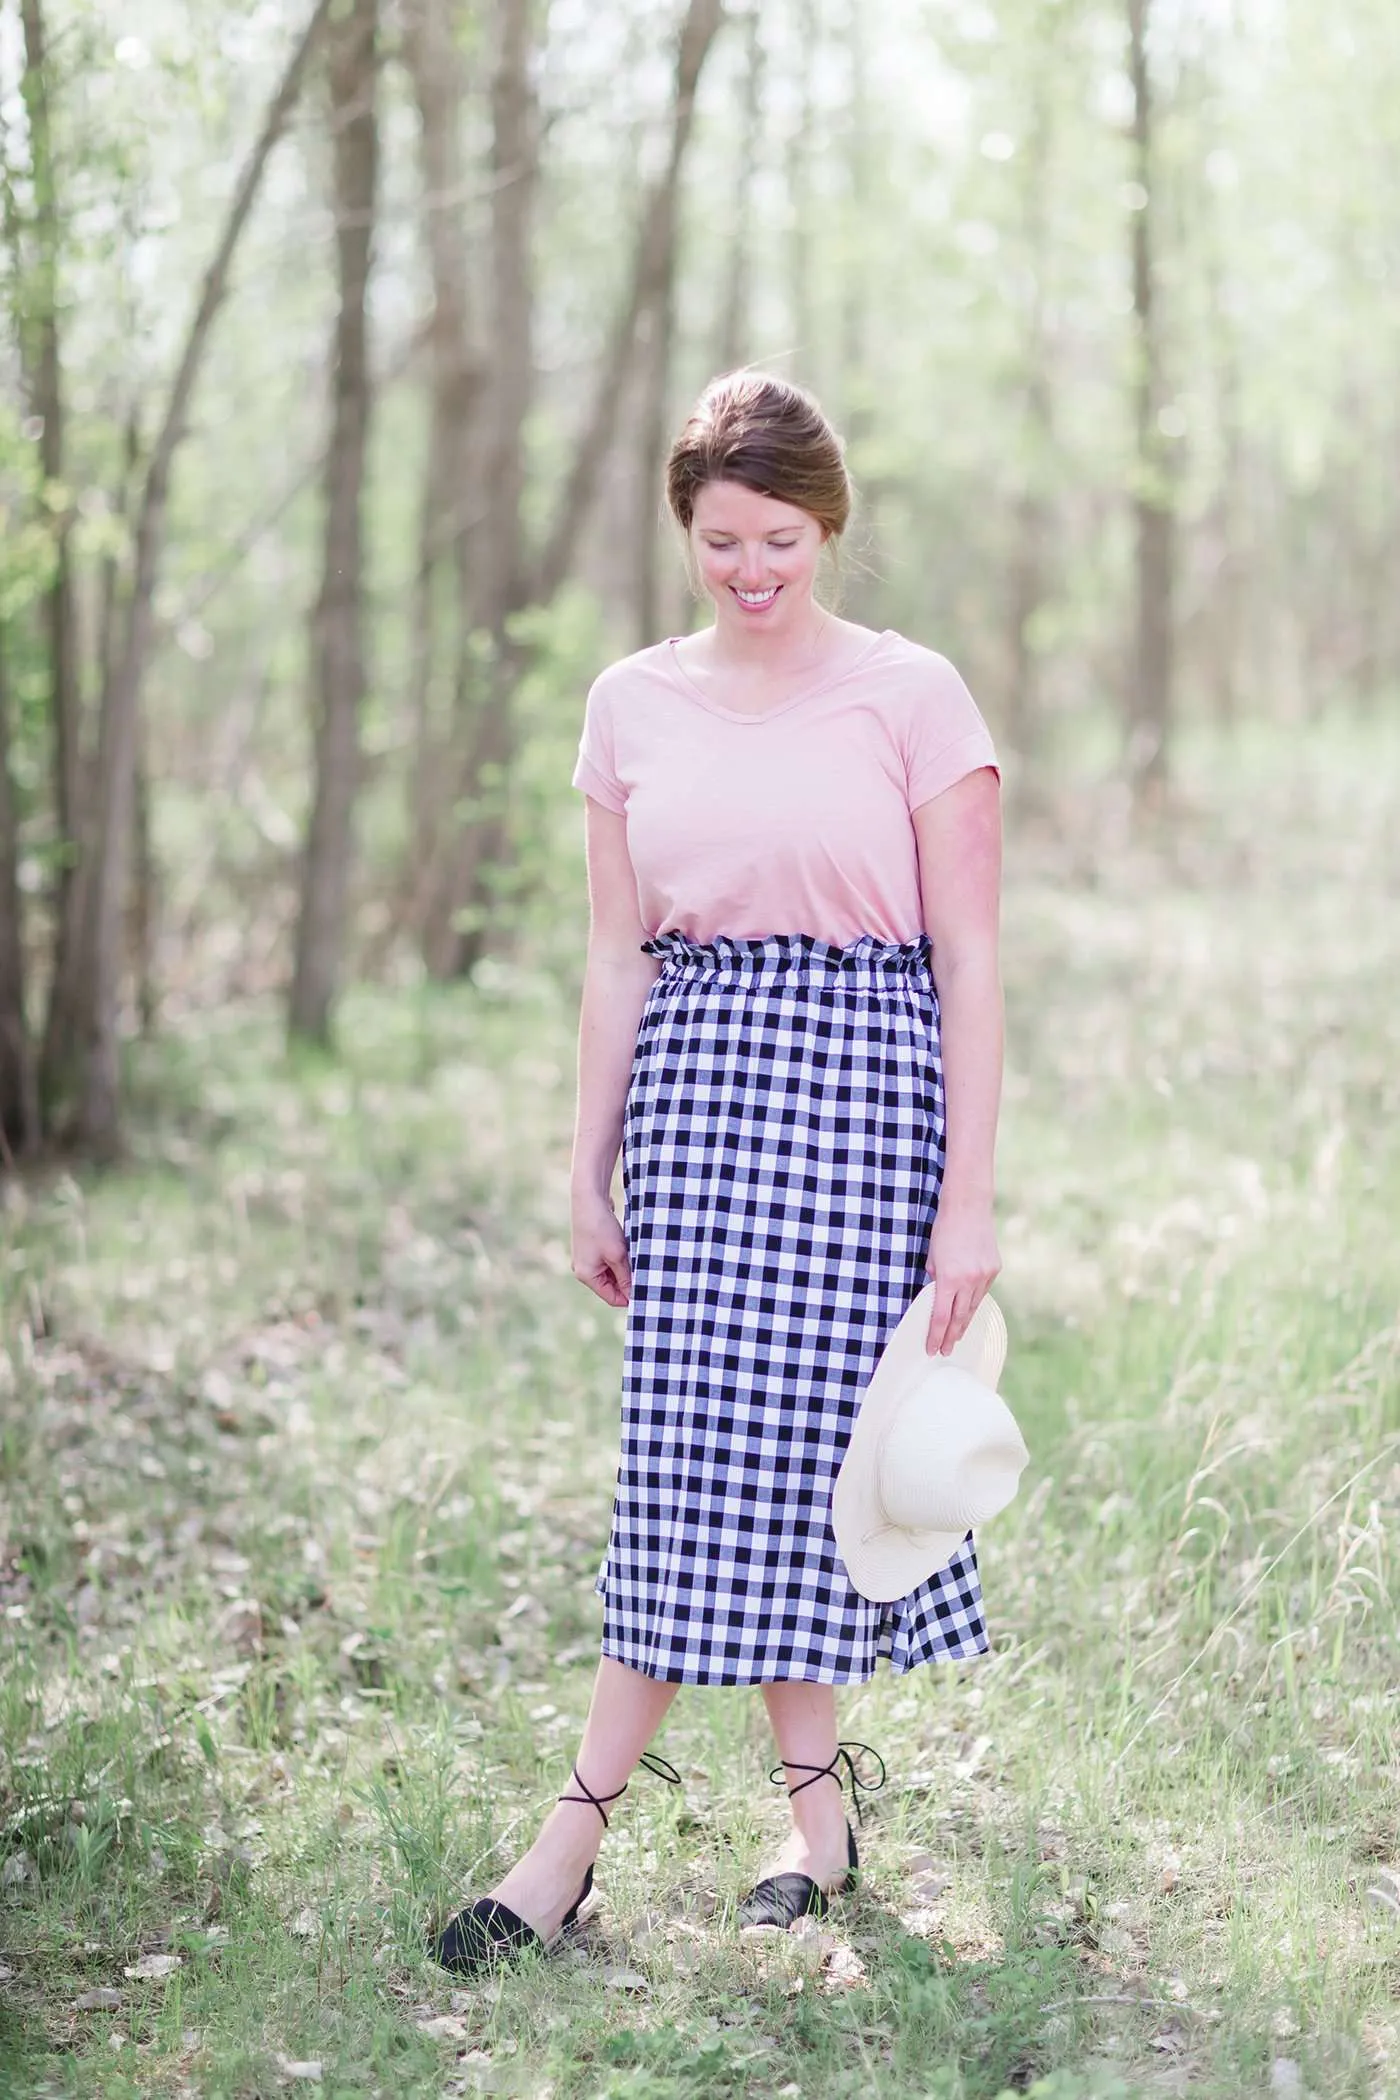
[{"x1": 691, "y1": 481, "x2": 814, "y2": 534}]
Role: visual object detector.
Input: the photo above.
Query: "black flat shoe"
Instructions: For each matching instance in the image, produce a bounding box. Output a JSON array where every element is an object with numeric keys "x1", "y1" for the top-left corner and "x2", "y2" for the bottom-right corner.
[
  {"x1": 431, "y1": 1750, "x2": 681, "y2": 1979},
  {"x1": 735, "y1": 1740, "x2": 886, "y2": 1931},
  {"x1": 737, "y1": 1820, "x2": 858, "y2": 1927},
  {"x1": 432, "y1": 1863, "x2": 594, "y2": 1976}
]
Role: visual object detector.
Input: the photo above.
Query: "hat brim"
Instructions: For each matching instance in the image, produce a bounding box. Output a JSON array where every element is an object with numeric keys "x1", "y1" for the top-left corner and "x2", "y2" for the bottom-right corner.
[{"x1": 832, "y1": 1288, "x2": 1011, "y2": 1604}]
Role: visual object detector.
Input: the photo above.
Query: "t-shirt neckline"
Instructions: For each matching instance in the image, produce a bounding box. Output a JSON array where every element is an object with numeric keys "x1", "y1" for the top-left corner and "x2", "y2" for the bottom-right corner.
[{"x1": 661, "y1": 627, "x2": 897, "y2": 723}]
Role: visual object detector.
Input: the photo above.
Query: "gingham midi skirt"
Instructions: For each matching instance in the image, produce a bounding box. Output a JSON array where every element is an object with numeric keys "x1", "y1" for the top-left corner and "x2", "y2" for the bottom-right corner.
[{"x1": 594, "y1": 929, "x2": 988, "y2": 1685}]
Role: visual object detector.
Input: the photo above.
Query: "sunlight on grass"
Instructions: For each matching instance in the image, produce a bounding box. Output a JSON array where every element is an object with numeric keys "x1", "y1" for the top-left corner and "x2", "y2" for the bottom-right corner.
[{"x1": 2, "y1": 723, "x2": 1398, "y2": 2097}]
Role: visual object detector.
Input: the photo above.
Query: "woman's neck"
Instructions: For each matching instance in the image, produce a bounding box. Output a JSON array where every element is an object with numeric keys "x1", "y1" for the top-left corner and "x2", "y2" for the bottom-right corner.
[{"x1": 700, "y1": 601, "x2": 834, "y2": 676}]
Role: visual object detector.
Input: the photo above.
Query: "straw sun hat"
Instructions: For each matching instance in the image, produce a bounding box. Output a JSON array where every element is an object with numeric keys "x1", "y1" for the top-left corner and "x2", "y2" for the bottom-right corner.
[{"x1": 832, "y1": 1284, "x2": 1029, "y2": 1603}]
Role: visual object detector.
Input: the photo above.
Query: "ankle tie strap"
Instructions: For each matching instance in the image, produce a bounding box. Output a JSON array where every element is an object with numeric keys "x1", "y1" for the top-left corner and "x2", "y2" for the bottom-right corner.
[
  {"x1": 768, "y1": 1740, "x2": 887, "y2": 1828},
  {"x1": 558, "y1": 1750, "x2": 682, "y2": 1829}
]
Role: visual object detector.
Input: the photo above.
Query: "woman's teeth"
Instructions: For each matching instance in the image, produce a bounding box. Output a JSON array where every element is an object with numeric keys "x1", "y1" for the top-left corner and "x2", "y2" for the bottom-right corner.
[{"x1": 735, "y1": 586, "x2": 779, "y2": 605}]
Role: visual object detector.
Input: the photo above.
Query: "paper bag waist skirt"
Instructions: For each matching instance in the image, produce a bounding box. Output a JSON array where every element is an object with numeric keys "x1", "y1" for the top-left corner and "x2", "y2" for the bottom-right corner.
[{"x1": 596, "y1": 929, "x2": 988, "y2": 1685}]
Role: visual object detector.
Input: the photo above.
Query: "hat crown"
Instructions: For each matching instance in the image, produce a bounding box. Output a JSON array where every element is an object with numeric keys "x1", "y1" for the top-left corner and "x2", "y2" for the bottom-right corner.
[{"x1": 876, "y1": 1368, "x2": 1027, "y2": 1534}]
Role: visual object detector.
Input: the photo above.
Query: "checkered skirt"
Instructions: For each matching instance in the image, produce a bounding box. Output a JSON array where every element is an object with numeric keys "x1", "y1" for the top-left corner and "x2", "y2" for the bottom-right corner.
[{"x1": 595, "y1": 929, "x2": 988, "y2": 1685}]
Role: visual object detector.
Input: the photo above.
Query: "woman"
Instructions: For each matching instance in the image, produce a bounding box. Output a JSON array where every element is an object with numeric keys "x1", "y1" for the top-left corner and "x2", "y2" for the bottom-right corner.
[{"x1": 435, "y1": 371, "x2": 1002, "y2": 1976}]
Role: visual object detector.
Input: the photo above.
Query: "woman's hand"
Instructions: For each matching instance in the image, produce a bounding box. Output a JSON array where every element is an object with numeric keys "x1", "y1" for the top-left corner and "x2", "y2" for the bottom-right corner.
[
  {"x1": 923, "y1": 1199, "x2": 1000, "y2": 1356},
  {"x1": 571, "y1": 1188, "x2": 632, "y2": 1307}
]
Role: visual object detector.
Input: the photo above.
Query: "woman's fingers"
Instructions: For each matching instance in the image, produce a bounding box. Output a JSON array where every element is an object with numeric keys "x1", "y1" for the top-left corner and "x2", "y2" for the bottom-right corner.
[
  {"x1": 924, "y1": 1270, "x2": 996, "y2": 1355},
  {"x1": 597, "y1": 1256, "x2": 632, "y2": 1305},
  {"x1": 572, "y1": 1230, "x2": 631, "y2": 1306},
  {"x1": 924, "y1": 1273, "x2": 959, "y2": 1356},
  {"x1": 937, "y1": 1285, "x2": 972, "y2": 1355}
]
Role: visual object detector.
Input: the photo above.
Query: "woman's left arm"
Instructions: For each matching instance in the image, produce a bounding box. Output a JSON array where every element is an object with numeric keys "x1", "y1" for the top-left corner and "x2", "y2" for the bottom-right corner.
[{"x1": 911, "y1": 765, "x2": 1004, "y2": 1357}]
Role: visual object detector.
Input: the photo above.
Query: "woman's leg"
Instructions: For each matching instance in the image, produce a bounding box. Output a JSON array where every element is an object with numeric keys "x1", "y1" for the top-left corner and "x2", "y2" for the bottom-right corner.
[
  {"x1": 759, "y1": 1681, "x2": 854, "y2": 1889},
  {"x1": 485, "y1": 1657, "x2": 678, "y2": 1939}
]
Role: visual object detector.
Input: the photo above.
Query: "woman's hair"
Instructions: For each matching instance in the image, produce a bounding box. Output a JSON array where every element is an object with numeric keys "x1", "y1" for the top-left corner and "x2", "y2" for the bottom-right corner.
[{"x1": 665, "y1": 370, "x2": 852, "y2": 540}]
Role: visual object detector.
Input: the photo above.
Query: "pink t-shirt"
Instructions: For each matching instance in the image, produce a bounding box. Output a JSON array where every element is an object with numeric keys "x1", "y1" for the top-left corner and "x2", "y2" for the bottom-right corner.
[{"x1": 570, "y1": 628, "x2": 998, "y2": 945}]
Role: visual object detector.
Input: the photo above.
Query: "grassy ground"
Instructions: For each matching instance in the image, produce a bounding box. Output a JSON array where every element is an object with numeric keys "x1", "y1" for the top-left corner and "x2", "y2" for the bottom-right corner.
[{"x1": 2, "y1": 720, "x2": 1398, "y2": 2099}]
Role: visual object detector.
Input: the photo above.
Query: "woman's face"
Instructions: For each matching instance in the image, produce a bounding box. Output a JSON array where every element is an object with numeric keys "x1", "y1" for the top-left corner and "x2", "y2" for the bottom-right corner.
[{"x1": 689, "y1": 480, "x2": 826, "y2": 637}]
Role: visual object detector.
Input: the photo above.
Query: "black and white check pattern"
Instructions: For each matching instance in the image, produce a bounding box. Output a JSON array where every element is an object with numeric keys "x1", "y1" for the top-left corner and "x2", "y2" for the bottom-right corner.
[{"x1": 595, "y1": 930, "x2": 988, "y2": 1685}]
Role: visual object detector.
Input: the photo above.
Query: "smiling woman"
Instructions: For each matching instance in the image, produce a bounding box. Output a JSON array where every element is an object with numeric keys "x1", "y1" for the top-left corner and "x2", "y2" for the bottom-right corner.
[
  {"x1": 692, "y1": 482, "x2": 817, "y2": 621},
  {"x1": 433, "y1": 369, "x2": 1005, "y2": 1981}
]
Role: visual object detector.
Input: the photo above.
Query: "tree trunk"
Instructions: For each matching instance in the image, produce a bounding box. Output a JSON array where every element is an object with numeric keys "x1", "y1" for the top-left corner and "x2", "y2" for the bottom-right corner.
[
  {"x1": 631, "y1": 287, "x2": 682, "y2": 653},
  {"x1": 836, "y1": 0, "x2": 877, "y2": 621},
  {"x1": 0, "y1": 629, "x2": 37, "y2": 1165},
  {"x1": 131, "y1": 712, "x2": 157, "y2": 1038},
  {"x1": 1005, "y1": 45, "x2": 1055, "y2": 776},
  {"x1": 534, "y1": 0, "x2": 727, "y2": 607},
  {"x1": 399, "y1": 0, "x2": 482, "y2": 932},
  {"x1": 289, "y1": 0, "x2": 379, "y2": 1044},
  {"x1": 839, "y1": 0, "x2": 872, "y2": 452},
  {"x1": 481, "y1": 0, "x2": 534, "y2": 657},
  {"x1": 427, "y1": 0, "x2": 727, "y2": 981},
  {"x1": 418, "y1": 0, "x2": 538, "y2": 981},
  {"x1": 786, "y1": 0, "x2": 819, "y2": 386},
  {"x1": 1201, "y1": 221, "x2": 1243, "y2": 733},
  {"x1": 628, "y1": 0, "x2": 759, "y2": 650},
  {"x1": 19, "y1": 0, "x2": 82, "y2": 1149},
  {"x1": 39, "y1": 0, "x2": 333, "y2": 1152},
  {"x1": 711, "y1": 4, "x2": 764, "y2": 377},
  {"x1": 1007, "y1": 451, "x2": 1050, "y2": 766},
  {"x1": 1125, "y1": 0, "x2": 1175, "y2": 807},
  {"x1": 19, "y1": 0, "x2": 80, "y2": 889},
  {"x1": 439, "y1": 0, "x2": 726, "y2": 980}
]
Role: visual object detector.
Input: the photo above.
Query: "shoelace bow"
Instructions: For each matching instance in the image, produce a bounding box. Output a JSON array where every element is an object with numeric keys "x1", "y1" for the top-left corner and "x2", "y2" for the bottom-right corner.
[
  {"x1": 557, "y1": 1749, "x2": 682, "y2": 1829},
  {"x1": 768, "y1": 1739, "x2": 887, "y2": 1828}
]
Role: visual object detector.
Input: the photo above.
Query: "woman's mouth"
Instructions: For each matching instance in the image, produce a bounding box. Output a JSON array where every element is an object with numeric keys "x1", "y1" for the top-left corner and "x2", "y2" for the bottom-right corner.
[{"x1": 732, "y1": 585, "x2": 780, "y2": 609}]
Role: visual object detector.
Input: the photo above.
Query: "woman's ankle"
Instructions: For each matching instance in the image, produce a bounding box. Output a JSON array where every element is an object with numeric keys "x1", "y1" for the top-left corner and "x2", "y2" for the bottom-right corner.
[
  {"x1": 493, "y1": 1804, "x2": 601, "y2": 1904},
  {"x1": 542, "y1": 1797, "x2": 608, "y2": 1856},
  {"x1": 791, "y1": 1783, "x2": 849, "y2": 1830}
]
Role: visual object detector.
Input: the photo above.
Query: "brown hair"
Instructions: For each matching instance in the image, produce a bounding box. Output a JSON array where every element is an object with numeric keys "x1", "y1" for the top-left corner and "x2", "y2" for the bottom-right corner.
[{"x1": 665, "y1": 370, "x2": 852, "y2": 540}]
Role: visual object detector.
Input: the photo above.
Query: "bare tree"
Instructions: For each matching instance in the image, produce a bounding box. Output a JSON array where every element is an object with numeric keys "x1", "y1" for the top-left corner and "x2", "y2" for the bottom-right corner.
[
  {"x1": 481, "y1": 0, "x2": 535, "y2": 658},
  {"x1": 40, "y1": 0, "x2": 334, "y2": 1151},
  {"x1": 289, "y1": 0, "x2": 380, "y2": 1044},
  {"x1": 711, "y1": 4, "x2": 764, "y2": 377},
  {"x1": 1005, "y1": 34, "x2": 1057, "y2": 777},
  {"x1": 786, "y1": 0, "x2": 819, "y2": 382},
  {"x1": 417, "y1": 0, "x2": 538, "y2": 979},
  {"x1": 400, "y1": 0, "x2": 482, "y2": 908},
  {"x1": 1198, "y1": 203, "x2": 1244, "y2": 732},
  {"x1": 1125, "y1": 0, "x2": 1176, "y2": 806},
  {"x1": 838, "y1": 0, "x2": 872, "y2": 454},
  {"x1": 535, "y1": 0, "x2": 728, "y2": 606},
  {"x1": 428, "y1": 0, "x2": 727, "y2": 979},
  {"x1": 0, "y1": 629, "x2": 37, "y2": 1164},
  {"x1": 624, "y1": 0, "x2": 760, "y2": 650},
  {"x1": 18, "y1": 0, "x2": 82, "y2": 1137}
]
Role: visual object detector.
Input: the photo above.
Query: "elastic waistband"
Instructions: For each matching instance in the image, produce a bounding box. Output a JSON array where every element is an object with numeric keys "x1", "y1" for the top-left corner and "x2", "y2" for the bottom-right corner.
[{"x1": 641, "y1": 929, "x2": 933, "y2": 986}]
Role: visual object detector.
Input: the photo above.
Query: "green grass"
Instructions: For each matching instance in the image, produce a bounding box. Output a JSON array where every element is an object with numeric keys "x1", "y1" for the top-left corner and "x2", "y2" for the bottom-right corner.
[{"x1": 2, "y1": 718, "x2": 1398, "y2": 2097}]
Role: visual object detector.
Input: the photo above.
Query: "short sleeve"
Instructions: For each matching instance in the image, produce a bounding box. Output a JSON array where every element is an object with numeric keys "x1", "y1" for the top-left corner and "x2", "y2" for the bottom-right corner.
[
  {"x1": 905, "y1": 653, "x2": 1000, "y2": 812},
  {"x1": 570, "y1": 672, "x2": 627, "y2": 813}
]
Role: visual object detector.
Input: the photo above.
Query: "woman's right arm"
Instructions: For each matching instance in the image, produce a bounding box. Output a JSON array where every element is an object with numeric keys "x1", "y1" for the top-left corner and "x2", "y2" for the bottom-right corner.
[{"x1": 569, "y1": 797, "x2": 661, "y2": 1308}]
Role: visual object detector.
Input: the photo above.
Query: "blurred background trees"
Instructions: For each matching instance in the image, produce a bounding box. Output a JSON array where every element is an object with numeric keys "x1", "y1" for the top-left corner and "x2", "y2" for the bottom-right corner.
[{"x1": 1, "y1": 0, "x2": 1397, "y2": 1158}]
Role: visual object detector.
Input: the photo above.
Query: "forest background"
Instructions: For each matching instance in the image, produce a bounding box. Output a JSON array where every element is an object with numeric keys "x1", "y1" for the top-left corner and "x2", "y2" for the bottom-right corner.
[{"x1": 1, "y1": 0, "x2": 1398, "y2": 2096}]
